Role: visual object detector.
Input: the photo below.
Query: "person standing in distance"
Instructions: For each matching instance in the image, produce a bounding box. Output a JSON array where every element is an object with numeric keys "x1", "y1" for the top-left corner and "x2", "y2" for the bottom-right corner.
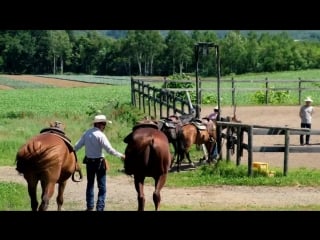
[
  {"x1": 299, "y1": 97, "x2": 314, "y2": 145},
  {"x1": 207, "y1": 106, "x2": 219, "y2": 121},
  {"x1": 74, "y1": 114, "x2": 125, "y2": 211}
]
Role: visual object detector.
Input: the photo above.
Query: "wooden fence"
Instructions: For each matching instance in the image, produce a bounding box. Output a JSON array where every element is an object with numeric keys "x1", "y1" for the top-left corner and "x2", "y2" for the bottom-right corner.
[
  {"x1": 131, "y1": 77, "x2": 320, "y2": 176},
  {"x1": 131, "y1": 77, "x2": 198, "y2": 119},
  {"x1": 132, "y1": 77, "x2": 320, "y2": 108},
  {"x1": 216, "y1": 121, "x2": 320, "y2": 176}
]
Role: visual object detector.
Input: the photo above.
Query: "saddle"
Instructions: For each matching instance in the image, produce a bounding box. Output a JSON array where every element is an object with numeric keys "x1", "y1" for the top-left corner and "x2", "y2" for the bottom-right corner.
[
  {"x1": 132, "y1": 121, "x2": 159, "y2": 131},
  {"x1": 190, "y1": 119, "x2": 207, "y2": 130},
  {"x1": 40, "y1": 127, "x2": 73, "y2": 151},
  {"x1": 160, "y1": 119, "x2": 177, "y2": 129}
]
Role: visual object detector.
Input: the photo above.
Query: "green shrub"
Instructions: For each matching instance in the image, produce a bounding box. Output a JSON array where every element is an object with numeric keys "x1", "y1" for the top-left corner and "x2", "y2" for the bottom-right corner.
[{"x1": 251, "y1": 85, "x2": 291, "y2": 104}]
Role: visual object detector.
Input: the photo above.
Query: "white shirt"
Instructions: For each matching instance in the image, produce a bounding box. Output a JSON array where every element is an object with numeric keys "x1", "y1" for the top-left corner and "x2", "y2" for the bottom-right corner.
[
  {"x1": 299, "y1": 105, "x2": 314, "y2": 124},
  {"x1": 74, "y1": 127, "x2": 123, "y2": 159}
]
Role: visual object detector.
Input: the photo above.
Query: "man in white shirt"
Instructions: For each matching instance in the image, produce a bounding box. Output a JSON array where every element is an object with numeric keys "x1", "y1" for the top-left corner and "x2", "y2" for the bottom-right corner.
[
  {"x1": 299, "y1": 97, "x2": 314, "y2": 145},
  {"x1": 74, "y1": 114, "x2": 125, "y2": 211}
]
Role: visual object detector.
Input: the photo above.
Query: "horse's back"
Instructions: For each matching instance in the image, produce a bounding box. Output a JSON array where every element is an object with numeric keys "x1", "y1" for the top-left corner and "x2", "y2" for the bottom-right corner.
[
  {"x1": 16, "y1": 133, "x2": 75, "y2": 180},
  {"x1": 124, "y1": 127, "x2": 171, "y2": 176}
]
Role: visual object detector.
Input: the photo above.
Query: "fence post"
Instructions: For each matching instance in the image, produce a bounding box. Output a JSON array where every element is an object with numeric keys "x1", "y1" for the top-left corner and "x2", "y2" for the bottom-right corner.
[
  {"x1": 138, "y1": 80, "x2": 142, "y2": 111},
  {"x1": 247, "y1": 125, "x2": 253, "y2": 176},
  {"x1": 152, "y1": 87, "x2": 157, "y2": 118},
  {"x1": 284, "y1": 129, "x2": 289, "y2": 176},
  {"x1": 298, "y1": 77, "x2": 302, "y2": 105},
  {"x1": 265, "y1": 77, "x2": 269, "y2": 105},
  {"x1": 147, "y1": 86, "x2": 151, "y2": 117},
  {"x1": 226, "y1": 126, "x2": 232, "y2": 161},
  {"x1": 236, "y1": 126, "x2": 242, "y2": 166},
  {"x1": 131, "y1": 77, "x2": 135, "y2": 106},
  {"x1": 142, "y1": 82, "x2": 147, "y2": 114},
  {"x1": 232, "y1": 77, "x2": 235, "y2": 106},
  {"x1": 166, "y1": 91, "x2": 171, "y2": 117}
]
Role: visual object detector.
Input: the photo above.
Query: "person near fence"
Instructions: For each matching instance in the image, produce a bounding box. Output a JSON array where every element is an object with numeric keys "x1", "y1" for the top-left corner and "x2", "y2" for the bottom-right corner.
[
  {"x1": 207, "y1": 106, "x2": 219, "y2": 121},
  {"x1": 299, "y1": 97, "x2": 314, "y2": 145},
  {"x1": 74, "y1": 114, "x2": 125, "y2": 211},
  {"x1": 207, "y1": 106, "x2": 220, "y2": 159}
]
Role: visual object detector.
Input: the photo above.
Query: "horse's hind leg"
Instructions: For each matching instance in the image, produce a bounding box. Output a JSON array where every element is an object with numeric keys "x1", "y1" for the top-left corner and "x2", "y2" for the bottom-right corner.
[
  {"x1": 56, "y1": 181, "x2": 67, "y2": 211},
  {"x1": 39, "y1": 181, "x2": 55, "y2": 211},
  {"x1": 26, "y1": 177, "x2": 39, "y2": 211},
  {"x1": 153, "y1": 174, "x2": 167, "y2": 211},
  {"x1": 134, "y1": 176, "x2": 145, "y2": 211},
  {"x1": 186, "y1": 151, "x2": 195, "y2": 167}
]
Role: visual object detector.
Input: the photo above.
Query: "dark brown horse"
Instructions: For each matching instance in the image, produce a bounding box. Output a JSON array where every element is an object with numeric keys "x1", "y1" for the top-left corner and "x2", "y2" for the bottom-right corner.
[
  {"x1": 123, "y1": 121, "x2": 171, "y2": 211},
  {"x1": 175, "y1": 119, "x2": 217, "y2": 172},
  {"x1": 15, "y1": 122, "x2": 83, "y2": 211}
]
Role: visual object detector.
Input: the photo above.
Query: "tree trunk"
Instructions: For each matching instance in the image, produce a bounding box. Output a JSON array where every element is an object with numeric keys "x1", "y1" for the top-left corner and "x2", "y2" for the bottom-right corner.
[
  {"x1": 60, "y1": 57, "x2": 63, "y2": 74},
  {"x1": 179, "y1": 62, "x2": 183, "y2": 75},
  {"x1": 136, "y1": 54, "x2": 142, "y2": 76},
  {"x1": 172, "y1": 57, "x2": 175, "y2": 75},
  {"x1": 150, "y1": 56, "x2": 154, "y2": 75},
  {"x1": 144, "y1": 58, "x2": 147, "y2": 76},
  {"x1": 53, "y1": 53, "x2": 56, "y2": 75}
]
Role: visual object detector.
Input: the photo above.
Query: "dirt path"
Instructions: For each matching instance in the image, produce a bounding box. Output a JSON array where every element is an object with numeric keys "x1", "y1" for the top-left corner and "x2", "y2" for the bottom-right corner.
[
  {"x1": 0, "y1": 74, "x2": 99, "y2": 88},
  {"x1": 2, "y1": 165, "x2": 320, "y2": 211},
  {"x1": 201, "y1": 105, "x2": 320, "y2": 170}
]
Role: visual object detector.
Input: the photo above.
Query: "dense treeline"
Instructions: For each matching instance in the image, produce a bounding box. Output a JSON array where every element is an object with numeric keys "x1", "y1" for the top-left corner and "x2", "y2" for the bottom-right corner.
[{"x1": 1, "y1": 30, "x2": 320, "y2": 76}]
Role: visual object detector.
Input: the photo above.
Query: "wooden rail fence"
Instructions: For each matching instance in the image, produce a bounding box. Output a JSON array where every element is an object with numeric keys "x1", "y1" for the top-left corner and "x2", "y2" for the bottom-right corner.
[
  {"x1": 131, "y1": 77, "x2": 198, "y2": 118},
  {"x1": 217, "y1": 121, "x2": 320, "y2": 176}
]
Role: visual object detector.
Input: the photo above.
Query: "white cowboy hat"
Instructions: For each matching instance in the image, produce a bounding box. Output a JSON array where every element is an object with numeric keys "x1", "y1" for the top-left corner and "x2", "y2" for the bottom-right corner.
[
  {"x1": 93, "y1": 115, "x2": 112, "y2": 124},
  {"x1": 214, "y1": 106, "x2": 219, "y2": 110},
  {"x1": 304, "y1": 97, "x2": 313, "y2": 102}
]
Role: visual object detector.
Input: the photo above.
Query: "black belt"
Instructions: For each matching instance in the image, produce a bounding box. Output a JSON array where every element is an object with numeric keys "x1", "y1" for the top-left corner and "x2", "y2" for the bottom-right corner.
[
  {"x1": 86, "y1": 157, "x2": 103, "y2": 161},
  {"x1": 84, "y1": 157, "x2": 104, "y2": 164}
]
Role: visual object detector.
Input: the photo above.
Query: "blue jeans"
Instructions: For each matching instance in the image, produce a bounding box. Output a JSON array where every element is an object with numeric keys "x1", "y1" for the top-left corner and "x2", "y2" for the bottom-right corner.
[
  {"x1": 85, "y1": 158, "x2": 107, "y2": 211},
  {"x1": 211, "y1": 143, "x2": 218, "y2": 159}
]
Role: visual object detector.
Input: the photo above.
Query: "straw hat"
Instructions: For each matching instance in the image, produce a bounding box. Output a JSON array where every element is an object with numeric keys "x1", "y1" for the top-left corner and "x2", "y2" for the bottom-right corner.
[
  {"x1": 214, "y1": 106, "x2": 219, "y2": 111},
  {"x1": 93, "y1": 115, "x2": 112, "y2": 124},
  {"x1": 304, "y1": 97, "x2": 313, "y2": 102}
]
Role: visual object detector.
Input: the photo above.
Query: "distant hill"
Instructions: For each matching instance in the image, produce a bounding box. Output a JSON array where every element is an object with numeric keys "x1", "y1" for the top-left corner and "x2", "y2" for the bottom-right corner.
[{"x1": 73, "y1": 30, "x2": 320, "y2": 41}]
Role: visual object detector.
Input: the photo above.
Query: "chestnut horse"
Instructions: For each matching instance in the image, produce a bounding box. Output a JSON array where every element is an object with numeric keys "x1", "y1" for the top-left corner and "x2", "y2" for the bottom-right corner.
[
  {"x1": 158, "y1": 113, "x2": 195, "y2": 166},
  {"x1": 15, "y1": 122, "x2": 83, "y2": 211},
  {"x1": 175, "y1": 119, "x2": 217, "y2": 172},
  {"x1": 123, "y1": 121, "x2": 171, "y2": 211}
]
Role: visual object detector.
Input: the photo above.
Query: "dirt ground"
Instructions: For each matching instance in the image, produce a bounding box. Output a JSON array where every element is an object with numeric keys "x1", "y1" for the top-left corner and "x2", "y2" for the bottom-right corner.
[
  {"x1": 203, "y1": 105, "x2": 320, "y2": 170},
  {"x1": 0, "y1": 74, "x2": 99, "y2": 89},
  {"x1": 1, "y1": 75, "x2": 320, "y2": 210}
]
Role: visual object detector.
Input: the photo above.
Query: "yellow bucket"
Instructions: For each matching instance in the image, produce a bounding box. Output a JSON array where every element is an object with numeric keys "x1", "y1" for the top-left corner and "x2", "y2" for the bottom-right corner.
[{"x1": 252, "y1": 162, "x2": 269, "y2": 173}]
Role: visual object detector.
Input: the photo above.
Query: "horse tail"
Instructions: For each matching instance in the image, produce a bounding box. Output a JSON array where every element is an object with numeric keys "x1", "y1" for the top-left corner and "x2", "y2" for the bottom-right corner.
[
  {"x1": 143, "y1": 138, "x2": 153, "y2": 166},
  {"x1": 176, "y1": 126, "x2": 186, "y2": 162},
  {"x1": 15, "y1": 139, "x2": 43, "y2": 174}
]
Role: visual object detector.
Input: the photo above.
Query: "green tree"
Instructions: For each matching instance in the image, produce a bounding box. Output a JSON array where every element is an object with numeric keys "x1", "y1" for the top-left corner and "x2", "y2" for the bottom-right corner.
[
  {"x1": 165, "y1": 30, "x2": 192, "y2": 75},
  {"x1": 49, "y1": 30, "x2": 73, "y2": 74},
  {"x1": 0, "y1": 30, "x2": 36, "y2": 74},
  {"x1": 220, "y1": 30, "x2": 247, "y2": 75}
]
